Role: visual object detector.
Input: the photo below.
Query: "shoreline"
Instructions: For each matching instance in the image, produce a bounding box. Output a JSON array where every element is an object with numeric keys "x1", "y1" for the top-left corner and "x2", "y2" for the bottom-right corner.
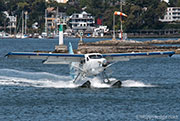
[
  {"x1": 47, "y1": 39, "x2": 180, "y2": 54},
  {"x1": 77, "y1": 39, "x2": 180, "y2": 54}
]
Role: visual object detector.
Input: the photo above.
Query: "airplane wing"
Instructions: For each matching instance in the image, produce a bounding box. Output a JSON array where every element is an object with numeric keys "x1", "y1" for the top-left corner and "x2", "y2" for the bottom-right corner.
[
  {"x1": 6, "y1": 51, "x2": 175, "y2": 64},
  {"x1": 6, "y1": 52, "x2": 84, "y2": 64},
  {"x1": 102, "y1": 51, "x2": 175, "y2": 62}
]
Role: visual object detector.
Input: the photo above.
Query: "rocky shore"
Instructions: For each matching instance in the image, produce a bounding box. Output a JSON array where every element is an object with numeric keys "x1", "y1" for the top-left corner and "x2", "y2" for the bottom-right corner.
[
  {"x1": 45, "y1": 39, "x2": 180, "y2": 54},
  {"x1": 77, "y1": 39, "x2": 180, "y2": 54},
  {"x1": 144, "y1": 39, "x2": 180, "y2": 44}
]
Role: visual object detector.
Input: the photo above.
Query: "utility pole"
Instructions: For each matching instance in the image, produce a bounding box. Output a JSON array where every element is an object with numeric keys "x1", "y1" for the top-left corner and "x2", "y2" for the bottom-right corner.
[
  {"x1": 120, "y1": 0, "x2": 123, "y2": 40},
  {"x1": 25, "y1": 11, "x2": 28, "y2": 35},
  {"x1": 113, "y1": 13, "x2": 116, "y2": 40}
]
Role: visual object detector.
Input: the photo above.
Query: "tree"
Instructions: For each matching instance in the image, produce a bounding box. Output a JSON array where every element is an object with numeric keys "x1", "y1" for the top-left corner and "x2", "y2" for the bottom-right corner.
[
  {"x1": 123, "y1": 0, "x2": 167, "y2": 31},
  {"x1": 29, "y1": 0, "x2": 46, "y2": 32},
  {"x1": 169, "y1": 0, "x2": 178, "y2": 6},
  {"x1": 0, "y1": 0, "x2": 171, "y2": 33},
  {"x1": 0, "y1": 0, "x2": 6, "y2": 27},
  {"x1": 177, "y1": 0, "x2": 180, "y2": 7}
]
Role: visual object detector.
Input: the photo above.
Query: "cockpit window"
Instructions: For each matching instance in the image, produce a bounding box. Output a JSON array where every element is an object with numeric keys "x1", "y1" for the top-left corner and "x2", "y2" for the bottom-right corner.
[{"x1": 89, "y1": 55, "x2": 102, "y2": 59}]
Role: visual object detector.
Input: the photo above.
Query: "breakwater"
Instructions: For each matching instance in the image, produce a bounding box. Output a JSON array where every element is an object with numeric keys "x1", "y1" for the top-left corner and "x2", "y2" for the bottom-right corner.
[{"x1": 77, "y1": 39, "x2": 180, "y2": 54}]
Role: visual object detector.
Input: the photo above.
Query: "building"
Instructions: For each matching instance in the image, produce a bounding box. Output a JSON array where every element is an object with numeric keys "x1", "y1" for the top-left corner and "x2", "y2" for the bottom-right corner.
[
  {"x1": 93, "y1": 26, "x2": 109, "y2": 37},
  {"x1": 161, "y1": 0, "x2": 169, "y2": 3},
  {"x1": 7, "y1": 16, "x2": 17, "y2": 29},
  {"x1": 69, "y1": 11, "x2": 95, "y2": 33},
  {"x1": 46, "y1": 0, "x2": 68, "y2": 3},
  {"x1": 45, "y1": 7, "x2": 69, "y2": 37},
  {"x1": 3, "y1": 11, "x2": 17, "y2": 29},
  {"x1": 160, "y1": 7, "x2": 180, "y2": 22}
]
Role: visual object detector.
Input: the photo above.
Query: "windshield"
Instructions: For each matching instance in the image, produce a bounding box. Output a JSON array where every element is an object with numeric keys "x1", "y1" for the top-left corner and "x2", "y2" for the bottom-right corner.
[{"x1": 89, "y1": 54, "x2": 103, "y2": 59}]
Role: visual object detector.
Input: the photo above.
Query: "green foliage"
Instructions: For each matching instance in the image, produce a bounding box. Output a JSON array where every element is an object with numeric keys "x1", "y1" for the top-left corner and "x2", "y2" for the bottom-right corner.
[
  {"x1": 0, "y1": 0, "x2": 176, "y2": 33},
  {"x1": 17, "y1": 2, "x2": 29, "y2": 10},
  {"x1": 163, "y1": 23, "x2": 180, "y2": 29},
  {"x1": 124, "y1": 0, "x2": 167, "y2": 31},
  {"x1": 169, "y1": 0, "x2": 178, "y2": 6}
]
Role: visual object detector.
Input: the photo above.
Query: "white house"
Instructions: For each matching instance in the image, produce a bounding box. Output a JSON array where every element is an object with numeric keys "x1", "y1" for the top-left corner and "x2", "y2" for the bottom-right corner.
[
  {"x1": 3, "y1": 11, "x2": 17, "y2": 29},
  {"x1": 161, "y1": 0, "x2": 169, "y2": 3},
  {"x1": 160, "y1": 7, "x2": 180, "y2": 22},
  {"x1": 69, "y1": 11, "x2": 95, "y2": 32},
  {"x1": 46, "y1": 0, "x2": 68, "y2": 3}
]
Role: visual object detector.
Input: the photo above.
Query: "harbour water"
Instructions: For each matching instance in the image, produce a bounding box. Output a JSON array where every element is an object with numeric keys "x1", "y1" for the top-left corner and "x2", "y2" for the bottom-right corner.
[{"x1": 0, "y1": 38, "x2": 180, "y2": 120}]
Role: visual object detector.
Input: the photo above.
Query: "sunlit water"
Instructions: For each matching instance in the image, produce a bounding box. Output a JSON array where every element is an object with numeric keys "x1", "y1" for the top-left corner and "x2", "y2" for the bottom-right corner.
[{"x1": 0, "y1": 38, "x2": 180, "y2": 120}]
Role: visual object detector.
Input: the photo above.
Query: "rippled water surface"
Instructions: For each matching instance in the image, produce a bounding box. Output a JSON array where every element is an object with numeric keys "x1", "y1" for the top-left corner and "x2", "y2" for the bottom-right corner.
[{"x1": 0, "y1": 38, "x2": 180, "y2": 121}]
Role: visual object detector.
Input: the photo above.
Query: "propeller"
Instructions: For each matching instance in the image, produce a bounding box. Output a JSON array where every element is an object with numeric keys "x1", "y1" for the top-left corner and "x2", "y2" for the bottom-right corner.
[{"x1": 98, "y1": 60, "x2": 109, "y2": 67}]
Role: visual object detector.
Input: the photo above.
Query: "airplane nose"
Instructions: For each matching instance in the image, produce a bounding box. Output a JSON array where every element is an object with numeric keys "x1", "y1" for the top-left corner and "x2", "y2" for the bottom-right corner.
[{"x1": 102, "y1": 60, "x2": 108, "y2": 67}]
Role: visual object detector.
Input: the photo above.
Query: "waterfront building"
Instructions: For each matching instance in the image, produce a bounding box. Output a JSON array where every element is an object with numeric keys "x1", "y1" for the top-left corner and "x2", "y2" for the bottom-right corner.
[
  {"x1": 46, "y1": 0, "x2": 68, "y2": 3},
  {"x1": 161, "y1": 0, "x2": 169, "y2": 3},
  {"x1": 69, "y1": 11, "x2": 95, "y2": 33},
  {"x1": 93, "y1": 26, "x2": 109, "y2": 37},
  {"x1": 7, "y1": 16, "x2": 17, "y2": 29},
  {"x1": 45, "y1": 7, "x2": 69, "y2": 36},
  {"x1": 3, "y1": 11, "x2": 16, "y2": 29},
  {"x1": 160, "y1": 7, "x2": 180, "y2": 22}
]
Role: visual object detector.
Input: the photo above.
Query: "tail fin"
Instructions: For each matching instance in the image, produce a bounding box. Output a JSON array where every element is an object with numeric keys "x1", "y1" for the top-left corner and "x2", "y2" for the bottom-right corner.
[
  {"x1": 68, "y1": 42, "x2": 74, "y2": 54},
  {"x1": 69, "y1": 42, "x2": 76, "y2": 80}
]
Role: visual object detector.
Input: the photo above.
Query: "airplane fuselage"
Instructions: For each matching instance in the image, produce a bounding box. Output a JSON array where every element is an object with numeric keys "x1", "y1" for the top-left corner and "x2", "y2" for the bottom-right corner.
[{"x1": 83, "y1": 53, "x2": 107, "y2": 76}]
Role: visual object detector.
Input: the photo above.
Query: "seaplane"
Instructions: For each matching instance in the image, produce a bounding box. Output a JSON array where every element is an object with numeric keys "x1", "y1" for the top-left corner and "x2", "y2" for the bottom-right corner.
[
  {"x1": 6, "y1": 42, "x2": 175, "y2": 88},
  {"x1": 5, "y1": 25, "x2": 175, "y2": 88}
]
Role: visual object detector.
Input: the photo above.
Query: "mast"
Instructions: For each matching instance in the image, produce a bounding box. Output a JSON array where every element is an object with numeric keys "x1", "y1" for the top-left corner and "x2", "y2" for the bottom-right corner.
[
  {"x1": 56, "y1": 7, "x2": 59, "y2": 36},
  {"x1": 10, "y1": 20, "x2": 12, "y2": 36},
  {"x1": 22, "y1": 11, "x2": 24, "y2": 37},
  {"x1": 45, "y1": 9, "x2": 47, "y2": 37},
  {"x1": 15, "y1": 15, "x2": 17, "y2": 38}
]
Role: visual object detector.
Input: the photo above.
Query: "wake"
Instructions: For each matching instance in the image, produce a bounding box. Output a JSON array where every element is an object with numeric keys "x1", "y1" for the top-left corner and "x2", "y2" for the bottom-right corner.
[
  {"x1": 121, "y1": 80, "x2": 156, "y2": 87},
  {"x1": 0, "y1": 69, "x2": 156, "y2": 88},
  {"x1": 0, "y1": 69, "x2": 76, "y2": 88}
]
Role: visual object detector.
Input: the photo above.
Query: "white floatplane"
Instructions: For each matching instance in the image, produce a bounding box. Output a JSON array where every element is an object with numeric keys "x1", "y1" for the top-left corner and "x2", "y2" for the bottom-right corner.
[{"x1": 6, "y1": 43, "x2": 175, "y2": 88}]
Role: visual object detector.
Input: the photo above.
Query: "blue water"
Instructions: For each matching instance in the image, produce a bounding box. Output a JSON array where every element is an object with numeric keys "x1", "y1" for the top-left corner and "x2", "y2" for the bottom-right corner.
[
  {"x1": 0, "y1": 38, "x2": 180, "y2": 121},
  {"x1": 131, "y1": 37, "x2": 179, "y2": 42}
]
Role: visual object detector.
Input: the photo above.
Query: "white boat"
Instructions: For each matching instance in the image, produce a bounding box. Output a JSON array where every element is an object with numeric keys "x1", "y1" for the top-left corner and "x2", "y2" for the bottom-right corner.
[
  {"x1": 16, "y1": 33, "x2": 28, "y2": 39},
  {"x1": 0, "y1": 32, "x2": 11, "y2": 38}
]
